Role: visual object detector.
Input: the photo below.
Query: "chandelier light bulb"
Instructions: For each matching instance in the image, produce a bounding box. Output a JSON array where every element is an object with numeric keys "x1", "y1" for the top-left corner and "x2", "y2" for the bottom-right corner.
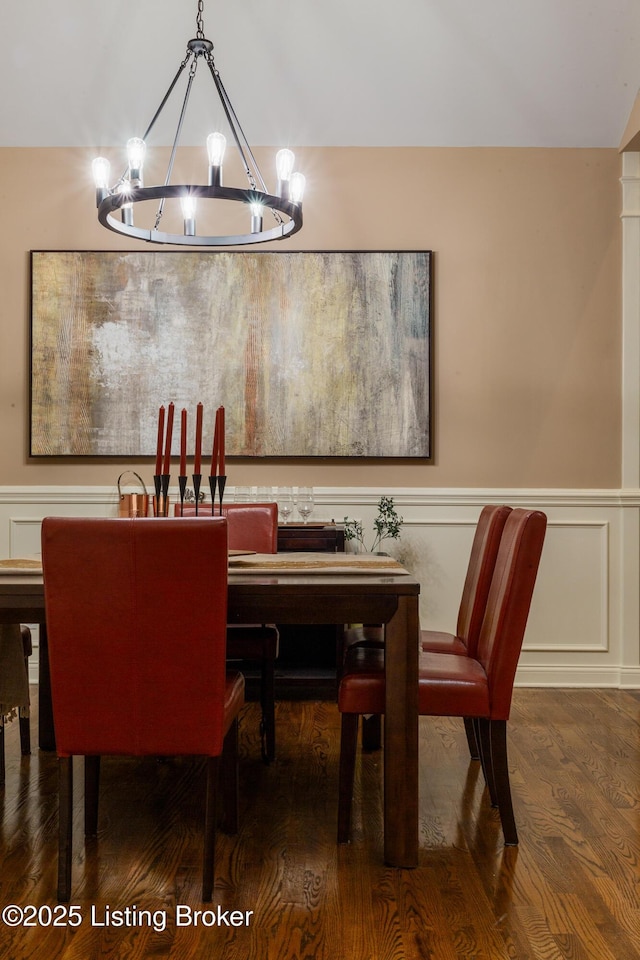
[
  {"x1": 92, "y1": 157, "x2": 111, "y2": 205},
  {"x1": 276, "y1": 148, "x2": 295, "y2": 181},
  {"x1": 92, "y1": 157, "x2": 111, "y2": 189},
  {"x1": 207, "y1": 132, "x2": 227, "y2": 167},
  {"x1": 181, "y1": 194, "x2": 197, "y2": 219},
  {"x1": 181, "y1": 194, "x2": 197, "y2": 236},
  {"x1": 126, "y1": 137, "x2": 146, "y2": 181},
  {"x1": 250, "y1": 202, "x2": 264, "y2": 234},
  {"x1": 118, "y1": 181, "x2": 134, "y2": 226},
  {"x1": 290, "y1": 171, "x2": 306, "y2": 204},
  {"x1": 207, "y1": 132, "x2": 226, "y2": 187},
  {"x1": 182, "y1": 193, "x2": 197, "y2": 216},
  {"x1": 276, "y1": 148, "x2": 295, "y2": 200}
]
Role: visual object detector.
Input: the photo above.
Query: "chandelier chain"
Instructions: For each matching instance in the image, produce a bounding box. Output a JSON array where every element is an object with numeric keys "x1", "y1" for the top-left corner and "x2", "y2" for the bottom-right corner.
[{"x1": 196, "y1": 0, "x2": 205, "y2": 39}]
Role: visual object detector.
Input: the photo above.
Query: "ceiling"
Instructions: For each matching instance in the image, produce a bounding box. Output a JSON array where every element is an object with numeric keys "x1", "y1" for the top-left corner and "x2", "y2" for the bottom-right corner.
[{"x1": 2, "y1": 0, "x2": 639, "y2": 150}]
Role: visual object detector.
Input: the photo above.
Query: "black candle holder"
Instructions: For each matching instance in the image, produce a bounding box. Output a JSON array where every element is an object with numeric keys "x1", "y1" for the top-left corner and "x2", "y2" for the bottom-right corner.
[
  {"x1": 207, "y1": 475, "x2": 227, "y2": 514},
  {"x1": 192, "y1": 474, "x2": 202, "y2": 515},
  {"x1": 208, "y1": 475, "x2": 218, "y2": 514},
  {"x1": 151, "y1": 473, "x2": 171, "y2": 517},
  {"x1": 178, "y1": 475, "x2": 187, "y2": 516},
  {"x1": 218, "y1": 475, "x2": 227, "y2": 515}
]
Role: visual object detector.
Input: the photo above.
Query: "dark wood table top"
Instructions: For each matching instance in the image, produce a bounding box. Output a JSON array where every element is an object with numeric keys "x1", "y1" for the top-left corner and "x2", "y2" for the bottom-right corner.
[{"x1": 0, "y1": 570, "x2": 419, "y2": 624}]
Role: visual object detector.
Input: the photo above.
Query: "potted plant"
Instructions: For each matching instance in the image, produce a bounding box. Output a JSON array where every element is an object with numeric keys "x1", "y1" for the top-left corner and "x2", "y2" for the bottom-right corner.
[{"x1": 343, "y1": 496, "x2": 403, "y2": 553}]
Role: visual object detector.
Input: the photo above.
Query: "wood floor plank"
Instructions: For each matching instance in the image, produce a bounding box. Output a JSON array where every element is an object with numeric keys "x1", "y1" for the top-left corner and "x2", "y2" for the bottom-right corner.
[{"x1": 1, "y1": 689, "x2": 640, "y2": 959}]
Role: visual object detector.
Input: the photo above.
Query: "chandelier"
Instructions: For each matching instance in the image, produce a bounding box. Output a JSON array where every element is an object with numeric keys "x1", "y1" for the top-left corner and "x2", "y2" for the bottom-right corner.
[{"x1": 92, "y1": 0, "x2": 304, "y2": 247}]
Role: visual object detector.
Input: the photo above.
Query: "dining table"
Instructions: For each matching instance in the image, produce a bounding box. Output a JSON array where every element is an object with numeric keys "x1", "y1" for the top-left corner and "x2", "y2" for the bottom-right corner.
[{"x1": 0, "y1": 555, "x2": 420, "y2": 868}]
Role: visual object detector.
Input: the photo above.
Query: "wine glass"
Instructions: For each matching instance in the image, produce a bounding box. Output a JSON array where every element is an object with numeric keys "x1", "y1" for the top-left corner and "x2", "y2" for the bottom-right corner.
[
  {"x1": 278, "y1": 486, "x2": 294, "y2": 524},
  {"x1": 297, "y1": 486, "x2": 314, "y2": 524}
]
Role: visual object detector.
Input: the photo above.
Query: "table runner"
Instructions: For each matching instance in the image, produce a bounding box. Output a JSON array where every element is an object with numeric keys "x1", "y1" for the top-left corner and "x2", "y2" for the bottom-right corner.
[
  {"x1": 228, "y1": 551, "x2": 409, "y2": 574},
  {"x1": 0, "y1": 558, "x2": 43, "y2": 575},
  {"x1": 1, "y1": 552, "x2": 409, "y2": 578},
  {"x1": 0, "y1": 554, "x2": 254, "y2": 575}
]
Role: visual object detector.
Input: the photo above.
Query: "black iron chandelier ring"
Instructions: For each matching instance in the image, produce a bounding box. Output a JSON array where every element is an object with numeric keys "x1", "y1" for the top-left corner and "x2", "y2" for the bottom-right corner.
[{"x1": 97, "y1": 184, "x2": 303, "y2": 246}]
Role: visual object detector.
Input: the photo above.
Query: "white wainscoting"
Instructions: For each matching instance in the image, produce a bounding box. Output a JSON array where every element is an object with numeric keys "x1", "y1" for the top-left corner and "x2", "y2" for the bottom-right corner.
[{"x1": 1, "y1": 486, "x2": 638, "y2": 688}]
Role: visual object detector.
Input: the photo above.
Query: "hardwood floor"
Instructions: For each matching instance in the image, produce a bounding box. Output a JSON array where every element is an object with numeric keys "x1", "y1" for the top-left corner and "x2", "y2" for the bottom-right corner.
[{"x1": 0, "y1": 688, "x2": 639, "y2": 959}]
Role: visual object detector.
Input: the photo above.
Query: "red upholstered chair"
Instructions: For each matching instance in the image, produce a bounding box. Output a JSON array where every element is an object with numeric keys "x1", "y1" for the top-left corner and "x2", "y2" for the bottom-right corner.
[
  {"x1": 420, "y1": 505, "x2": 513, "y2": 657},
  {"x1": 176, "y1": 502, "x2": 279, "y2": 762},
  {"x1": 224, "y1": 503, "x2": 279, "y2": 763},
  {"x1": 343, "y1": 505, "x2": 513, "y2": 757},
  {"x1": 420, "y1": 503, "x2": 512, "y2": 758},
  {"x1": 0, "y1": 624, "x2": 32, "y2": 784},
  {"x1": 41, "y1": 516, "x2": 244, "y2": 903},
  {"x1": 337, "y1": 508, "x2": 547, "y2": 847}
]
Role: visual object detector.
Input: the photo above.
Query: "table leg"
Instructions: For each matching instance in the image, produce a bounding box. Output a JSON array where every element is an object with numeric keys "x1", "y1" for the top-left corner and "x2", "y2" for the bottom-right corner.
[
  {"x1": 38, "y1": 621, "x2": 56, "y2": 751},
  {"x1": 383, "y1": 593, "x2": 419, "y2": 867}
]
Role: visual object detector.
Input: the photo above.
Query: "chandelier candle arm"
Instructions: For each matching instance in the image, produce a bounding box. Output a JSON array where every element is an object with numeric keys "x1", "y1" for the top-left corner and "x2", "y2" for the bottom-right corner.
[{"x1": 91, "y1": 0, "x2": 305, "y2": 247}]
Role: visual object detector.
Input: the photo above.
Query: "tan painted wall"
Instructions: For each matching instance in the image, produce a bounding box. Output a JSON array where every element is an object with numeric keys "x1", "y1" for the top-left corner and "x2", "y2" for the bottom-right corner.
[{"x1": 0, "y1": 146, "x2": 621, "y2": 489}]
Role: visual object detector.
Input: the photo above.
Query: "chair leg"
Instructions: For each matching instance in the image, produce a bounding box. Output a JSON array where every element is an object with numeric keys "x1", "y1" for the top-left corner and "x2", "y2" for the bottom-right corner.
[
  {"x1": 220, "y1": 720, "x2": 239, "y2": 836},
  {"x1": 0, "y1": 722, "x2": 5, "y2": 786},
  {"x1": 84, "y1": 756, "x2": 101, "y2": 837},
  {"x1": 338, "y1": 713, "x2": 359, "y2": 843},
  {"x1": 463, "y1": 716, "x2": 480, "y2": 760},
  {"x1": 362, "y1": 714, "x2": 382, "y2": 751},
  {"x1": 20, "y1": 653, "x2": 31, "y2": 755},
  {"x1": 202, "y1": 756, "x2": 219, "y2": 902},
  {"x1": 476, "y1": 718, "x2": 498, "y2": 806},
  {"x1": 58, "y1": 757, "x2": 73, "y2": 902},
  {"x1": 260, "y1": 656, "x2": 276, "y2": 764},
  {"x1": 489, "y1": 719, "x2": 518, "y2": 845},
  {"x1": 18, "y1": 715, "x2": 31, "y2": 756}
]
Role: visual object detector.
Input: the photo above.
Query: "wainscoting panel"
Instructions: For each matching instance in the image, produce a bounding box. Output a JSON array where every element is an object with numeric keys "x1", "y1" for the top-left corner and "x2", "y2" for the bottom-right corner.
[
  {"x1": 0, "y1": 486, "x2": 637, "y2": 688},
  {"x1": 522, "y1": 521, "x2": 609, "y2": 653},
  {"x1": 9, "y1": 517, "x2": 47, "y2": 559}
]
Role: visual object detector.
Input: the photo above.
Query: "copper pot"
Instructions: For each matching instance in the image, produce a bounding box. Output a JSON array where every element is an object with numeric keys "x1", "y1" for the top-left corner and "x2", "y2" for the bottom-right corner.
[{"x1": 117, "y1": 472, "x2": 149, "y2": 517}]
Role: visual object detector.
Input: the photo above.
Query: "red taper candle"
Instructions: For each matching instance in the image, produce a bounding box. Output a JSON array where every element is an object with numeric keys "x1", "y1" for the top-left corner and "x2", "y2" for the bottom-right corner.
[
  {"x1": 163, "y1": 402, "x2": 174, "y2": 475},
  {"x1": 180, "y1": 408, "x2": 187, "y2": 476},
  {"x1": 194, "y1": 402, "x2": 203, "y2": 475},
  {"x1": 218, "y1": 406, "x2": 225, "y2": 475},
  {"x1": 155, "y1": 405, "x2": 165, "y2": 476},
  {"x1": 211, "y1": 408, "x2": 219, "y2": 477}
]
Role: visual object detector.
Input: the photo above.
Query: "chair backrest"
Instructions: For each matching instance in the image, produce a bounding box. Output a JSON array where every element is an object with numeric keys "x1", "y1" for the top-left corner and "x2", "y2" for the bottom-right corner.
[
  {"x1": 476, "y1": 508, "x2": 547, "y2": 719},
  {"x1": 456, "y1": 505, "x2": 512, "y2": 654},
  {"x1": 42, "y1": 517, "x2": 229, "y2": 757},
  {"x1": 175, "y1": 503, "x2": 278, "y2": 554},
  {"x1": 223, "y1": 503, "x2": 278, "y2": 553}
]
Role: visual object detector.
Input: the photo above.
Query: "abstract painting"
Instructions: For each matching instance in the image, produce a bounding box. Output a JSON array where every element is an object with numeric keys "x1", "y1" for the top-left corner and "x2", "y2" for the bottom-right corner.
[{"x1": 30, "y1": 250, "x2": 432, "y2": 459}]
